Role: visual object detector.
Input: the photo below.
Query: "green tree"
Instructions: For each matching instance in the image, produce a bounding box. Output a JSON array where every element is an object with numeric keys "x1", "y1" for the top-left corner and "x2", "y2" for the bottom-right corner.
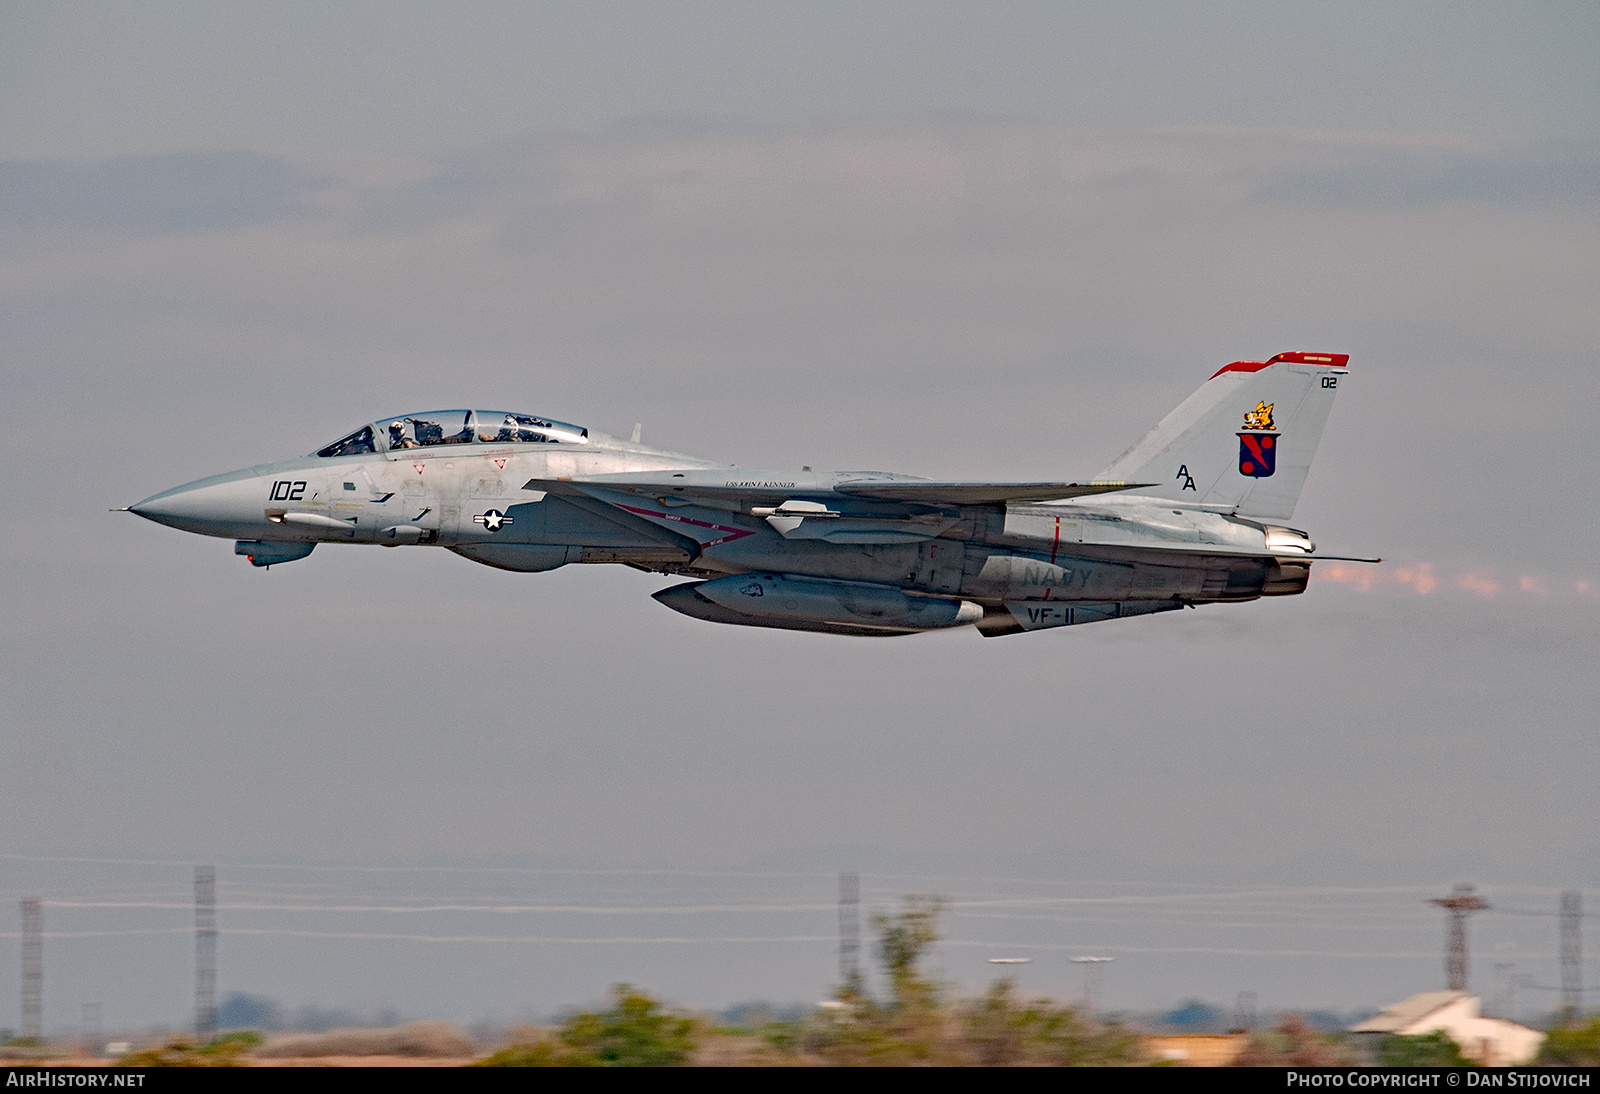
[
  {"x1": 874, "y1": 894, "x2": 945, "y2": 1012},
  {"x1": 1542, "y1": 1015, "x2": 1600, "y2": 1066},
  {"x1": 1377, "y1": 1030, "x2": 1473, "y2": 1067},
  {"x1": 800, "y1": 895, "x2": 953, "y2": 1064},
  {"x1": 478, "y1": 984, "x2": 697, "y2": 1067},
  {"x1": 475, "y1": 1039, "x2": 575, "y2": 1067},
  {"x1": 963, "y1": 978, "x2": 1144, "y2": 1066},
  {"x1": 116, "y1": 1037, "x2": 252, "y2": 1067}
]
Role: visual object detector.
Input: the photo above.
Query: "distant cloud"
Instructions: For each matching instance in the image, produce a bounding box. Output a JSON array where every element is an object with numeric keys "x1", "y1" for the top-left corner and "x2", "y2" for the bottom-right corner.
[
  {"x1": 1253, "y1": 140, "x2": 1600, "y2": 209},
  {"x1": 0, "y1": 151, "x2": 332, "y2": 237},
  {"x1": 3, "y1": 118, "x2": 1595, "y2": 520}
]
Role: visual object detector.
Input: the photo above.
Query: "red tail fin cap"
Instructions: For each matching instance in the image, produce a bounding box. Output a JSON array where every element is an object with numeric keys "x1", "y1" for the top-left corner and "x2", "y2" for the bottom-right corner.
[{"x1": 1211, "y1": 352, "x2": 1349, "y2": 379}]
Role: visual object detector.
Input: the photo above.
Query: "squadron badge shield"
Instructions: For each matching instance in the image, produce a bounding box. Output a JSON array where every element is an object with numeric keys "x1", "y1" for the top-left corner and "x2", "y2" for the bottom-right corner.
[
  {"x1": 1238, "y1": 431, "x2": 1278, "y2": 477},
  {"x1": 1238, "y1": 401, "x2": 1277, "y2": 478}
]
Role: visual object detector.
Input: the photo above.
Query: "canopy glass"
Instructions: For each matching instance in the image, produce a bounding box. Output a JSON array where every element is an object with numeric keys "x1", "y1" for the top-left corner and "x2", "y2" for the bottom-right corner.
[{"x1": 317, "y1": 411, "x2": 588, "y2": 457}]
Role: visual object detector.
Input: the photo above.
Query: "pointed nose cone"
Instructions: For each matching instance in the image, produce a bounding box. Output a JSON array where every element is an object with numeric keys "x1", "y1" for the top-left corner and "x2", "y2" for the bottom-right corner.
[{"x1": 128, "y1": 469, "x2": 266, "y2": 537}]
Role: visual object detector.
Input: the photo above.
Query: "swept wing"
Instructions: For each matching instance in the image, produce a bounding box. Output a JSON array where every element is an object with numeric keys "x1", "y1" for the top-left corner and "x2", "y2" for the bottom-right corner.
[{"x1": 522, "y1": 472, "x2": 1146, "y2": 507}]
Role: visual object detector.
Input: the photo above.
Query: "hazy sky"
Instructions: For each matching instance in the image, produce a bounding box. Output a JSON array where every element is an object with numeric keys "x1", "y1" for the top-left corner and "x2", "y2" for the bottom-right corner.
[
  {"x1": 1, "y1": 2, "x2": 1597, "y2": 1031},
  {"x1": 5, "y1": 0, "x2": 1600, "y2": 159}
]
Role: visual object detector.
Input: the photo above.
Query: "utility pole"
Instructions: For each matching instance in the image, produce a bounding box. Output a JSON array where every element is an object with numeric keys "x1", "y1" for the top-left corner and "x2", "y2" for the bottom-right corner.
[
  {"x1": 1430, "y1": 883, "x2": 1489, "y2": 992},
  {"x1": 838, "y1": 872, "x2": 860, "y2": 994},
  {"x1": 21, "y1": 898, "x2": 42, "y2": 1042},
  {"x1": 195, "y1": 866, "x2": 217, "y2": 1043},
  {"x1": 1560, "y1": 890, "x2": 1582, "y2": 1023},
  {"x1": 82, "y1": 1003, "x2": 103, "y2": 1056},
  {"x1": 1492, "y1": 962, "x2": 1516, "y2": 1020},
  {"x1": 1072, "y1": 956, "x2": 1114, "y2": 1014},
  {"x1": 1235, "y1": 991, "x2": 1258, "y2": 1033}
]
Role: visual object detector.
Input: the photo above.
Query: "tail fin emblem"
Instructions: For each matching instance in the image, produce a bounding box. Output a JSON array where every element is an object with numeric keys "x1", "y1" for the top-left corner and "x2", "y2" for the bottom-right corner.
[
  {"x1": 1238, "y1": 432, "x2": 1278, "y2": 477},
  {"x1": 1243, "y1": 402, "x2": 1275, "y2": 431}
]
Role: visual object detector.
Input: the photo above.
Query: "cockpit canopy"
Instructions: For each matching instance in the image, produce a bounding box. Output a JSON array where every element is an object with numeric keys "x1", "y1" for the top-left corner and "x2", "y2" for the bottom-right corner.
[{"x1": 317, "y1": 410, "x2": 588, "y2": 457}]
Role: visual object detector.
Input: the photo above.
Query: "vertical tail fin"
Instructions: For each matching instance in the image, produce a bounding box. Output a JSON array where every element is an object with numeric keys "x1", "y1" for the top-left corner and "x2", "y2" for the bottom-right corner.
[{"x1": 1097, "y1": 352, "x2": 1348, "y2": 520}]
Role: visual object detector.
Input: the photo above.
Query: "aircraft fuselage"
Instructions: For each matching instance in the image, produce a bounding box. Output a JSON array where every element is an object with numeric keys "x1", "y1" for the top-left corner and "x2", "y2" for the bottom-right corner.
[{"x1": 128, "y1": 354, "x2": 1365, "y2": 637}]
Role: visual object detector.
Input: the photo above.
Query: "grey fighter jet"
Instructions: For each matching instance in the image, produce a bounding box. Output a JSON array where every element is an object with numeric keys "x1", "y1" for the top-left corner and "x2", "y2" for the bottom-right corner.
[{"x1": 124, "y1": 351, "x2": 1375, "y2": 637}]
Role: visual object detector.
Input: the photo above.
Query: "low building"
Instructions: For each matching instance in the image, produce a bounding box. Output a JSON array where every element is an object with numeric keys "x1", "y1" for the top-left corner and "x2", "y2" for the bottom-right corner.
[
  {"x1": 1348, "y1": 991, "x2": 1543, "y2": 1066},
  {"x1": 1142, "y1": 1033, "x2": 1249, "y2": 1066}
]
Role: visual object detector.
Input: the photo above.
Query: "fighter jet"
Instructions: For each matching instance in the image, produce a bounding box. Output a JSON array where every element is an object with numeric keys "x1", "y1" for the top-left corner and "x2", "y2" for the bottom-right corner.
[{"x1": 123, "y1": 351, "x2": 1375, "y2": 637}]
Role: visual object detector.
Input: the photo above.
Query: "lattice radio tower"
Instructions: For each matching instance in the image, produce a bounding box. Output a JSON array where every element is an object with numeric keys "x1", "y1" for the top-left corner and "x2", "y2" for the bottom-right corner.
[
  {"x1": 1072, "y1": 956, "x2": 1114, "y2": 1013},
  {"x1": 838, "y1": 872, "x2": 861, "y2": 993},
  {"x1": 21, "y1": 898, "x2": 42, "y2": 1041},
  {"x1": 195, "y1": 866, "x2": 217, "y2": 1042},
  {"x1": 1560, "y1": 890, "x2": 1582, "y2": 1021},
  {"x1": 1430, "y1": 883, "x2": 1489, "y2": 991}
]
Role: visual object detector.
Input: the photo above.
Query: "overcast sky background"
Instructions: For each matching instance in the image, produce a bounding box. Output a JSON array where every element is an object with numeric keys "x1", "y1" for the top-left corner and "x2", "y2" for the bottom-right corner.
[{"x1": 2, "y1": 1, "x2": 1598, "y2": 1032}]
